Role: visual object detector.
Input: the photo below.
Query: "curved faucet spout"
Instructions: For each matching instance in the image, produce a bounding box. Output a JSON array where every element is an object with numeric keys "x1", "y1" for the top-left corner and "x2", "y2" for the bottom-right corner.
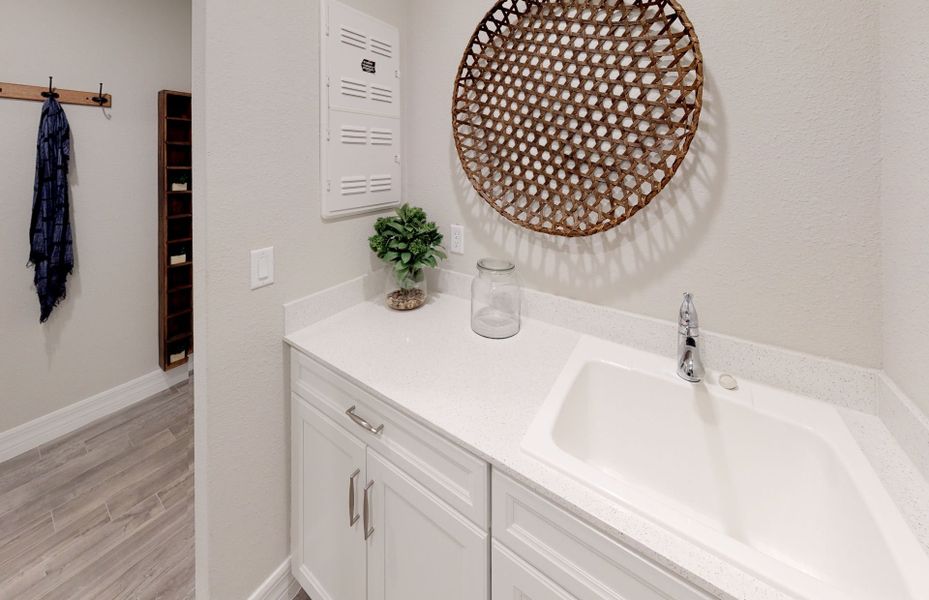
[{"x1": 677, "y1": 293, "x2": 705, "y2": 383}]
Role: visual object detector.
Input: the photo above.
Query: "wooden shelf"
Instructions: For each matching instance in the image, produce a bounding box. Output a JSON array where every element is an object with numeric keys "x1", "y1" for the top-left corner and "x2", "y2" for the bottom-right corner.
[
  {"x1": 159, "y1": 90, "x2": 194, "y2": 372},
  {"x1": 165, "y1": 357, "x2": 189, "y2": 370}
]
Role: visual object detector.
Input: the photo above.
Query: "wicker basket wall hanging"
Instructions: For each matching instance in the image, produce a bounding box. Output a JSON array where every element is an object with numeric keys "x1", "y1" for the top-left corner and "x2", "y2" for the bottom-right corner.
[{"x1": 452, "y1": 0, "x2": 704, "y2": 237}]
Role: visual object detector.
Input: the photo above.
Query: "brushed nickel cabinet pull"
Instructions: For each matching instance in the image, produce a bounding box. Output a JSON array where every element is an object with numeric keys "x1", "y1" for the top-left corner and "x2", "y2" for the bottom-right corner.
[
  {"x1": 363, "y1": 480, "x2": 375, "y2": 540},
  {"x1": 346, "y1": 406, "x2": 385, "y2": 436},
  {"x1": 348, "y1": 469, "x2": 361, "y2": 527}
]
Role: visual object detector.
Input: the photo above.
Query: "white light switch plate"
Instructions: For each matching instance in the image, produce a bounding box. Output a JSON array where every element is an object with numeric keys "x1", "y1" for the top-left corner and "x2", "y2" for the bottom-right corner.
[{"x1": 250, "y1": 247, "x2": 274, "y2": 290}]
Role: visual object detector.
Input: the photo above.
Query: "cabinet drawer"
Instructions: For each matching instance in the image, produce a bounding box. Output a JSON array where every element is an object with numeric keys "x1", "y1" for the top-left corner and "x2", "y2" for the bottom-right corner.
[
  {"x1": 292, "y1": 349, "x2": 490, "y2": 529},
  {"x1": 492, "y1": 471, "x2": 715, "y2": 600},
  {"x1": 493, "y1": 541, "x2": 577, "y2": 600}
]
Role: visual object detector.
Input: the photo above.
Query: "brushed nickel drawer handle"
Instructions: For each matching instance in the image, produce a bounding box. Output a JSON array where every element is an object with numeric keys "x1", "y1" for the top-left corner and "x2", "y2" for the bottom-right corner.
[
  {"x1": 348, "y1": 469, "x2": 361, "y2": 527},
  {"x1": 363, "y1": 480, "x2": 375, "y2": 540},
  {"x1": 346, "y1": 406, "x2": 384, "y2": 436}
]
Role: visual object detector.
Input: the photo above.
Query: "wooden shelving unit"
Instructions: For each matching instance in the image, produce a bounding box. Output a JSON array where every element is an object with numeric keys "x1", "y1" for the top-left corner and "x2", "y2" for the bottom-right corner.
[{"x1": 158, "y1": 91, "x2": 193, "y2": 371}]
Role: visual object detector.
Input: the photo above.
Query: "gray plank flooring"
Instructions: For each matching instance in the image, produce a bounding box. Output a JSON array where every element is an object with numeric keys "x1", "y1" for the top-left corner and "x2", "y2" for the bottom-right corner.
[{"x1": 0, "y1": 378, "x2": 194, "y2": 600}]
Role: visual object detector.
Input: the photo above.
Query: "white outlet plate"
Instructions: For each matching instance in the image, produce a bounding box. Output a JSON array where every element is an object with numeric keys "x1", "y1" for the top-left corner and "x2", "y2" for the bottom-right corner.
[
  {"x1": 450, "y1": 224, "x2": 465, "y2": 255},
  {"x1": 250, "y1": 247, "x2": 275, "y2": 290}
]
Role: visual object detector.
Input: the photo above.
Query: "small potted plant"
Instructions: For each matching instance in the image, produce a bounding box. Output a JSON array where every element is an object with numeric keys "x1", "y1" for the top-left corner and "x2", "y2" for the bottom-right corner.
[
  {"x1": 369, "y1": 204, "x2": 446, "y2": 311},
  {"x1": 171, "y1": 172, "x2": 191, "y2": 192}
]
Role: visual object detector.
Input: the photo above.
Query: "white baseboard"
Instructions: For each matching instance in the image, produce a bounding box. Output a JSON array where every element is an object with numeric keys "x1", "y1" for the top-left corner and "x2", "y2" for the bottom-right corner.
[
  {"x1": 247, "y1": 558, "x2": 301, "y2": 600},
  {"x1": 0, "y1": 367, "x2": 189, "y2": 463}
]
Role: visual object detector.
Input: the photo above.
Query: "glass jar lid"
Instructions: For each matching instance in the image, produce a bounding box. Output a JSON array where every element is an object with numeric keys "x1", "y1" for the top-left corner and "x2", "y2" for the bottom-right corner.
[{"x1": 477, "y1": 258, "x2": 515, "y2": 273}]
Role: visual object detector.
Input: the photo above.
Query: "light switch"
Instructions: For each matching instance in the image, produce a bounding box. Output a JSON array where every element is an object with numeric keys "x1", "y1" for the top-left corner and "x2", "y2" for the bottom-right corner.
[{"x1": 250, "y1": 247, "x2": 274, "y2": 290}]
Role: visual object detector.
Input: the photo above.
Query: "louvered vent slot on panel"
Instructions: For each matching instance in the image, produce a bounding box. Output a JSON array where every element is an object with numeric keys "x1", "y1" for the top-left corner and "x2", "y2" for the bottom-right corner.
[
  {"x1": 341, "y1": 126, "x2": 368, "y2": 145},
  {"x1": 369, "y1": 175, "x2": 392, "y2": 193},
  {"x1": 370, "y1": 129, "x2": 393, "y2": 146},
  {"x1": 370, "y1": 85, "x2": 393, "y2": 104},
  {"x1": 340, "y1": 78, "x2": 367, "y2": 100},
  {"x1": 370, "y1": 38, "x2": 393, "y2": 58},
  {"x1": 341, "y1": 176, "x2": 368, "y2": 196},
  {"x1": 340, "y1": 26, "x2": 366, "y2": 50},
  {"x1": 322, "y1": 0, "x2": 402, "y2": 218}
]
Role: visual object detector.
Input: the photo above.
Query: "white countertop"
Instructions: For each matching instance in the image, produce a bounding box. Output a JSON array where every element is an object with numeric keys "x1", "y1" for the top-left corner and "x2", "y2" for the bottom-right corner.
[{"x1": 285, "y1": 291, "x2": 929, "y2": 600}]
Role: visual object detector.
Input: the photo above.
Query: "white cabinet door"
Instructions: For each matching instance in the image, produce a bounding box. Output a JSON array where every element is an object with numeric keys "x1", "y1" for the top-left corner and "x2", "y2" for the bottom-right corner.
[
  {"x1": 292, "y1": 394, "x2": 366, "y2": 600},
  {"x1": 365, "y1": 449, "x2": 488, "y2": 600},
  {"x1": 492, "y1": 542, "x2": 578, "y2": 600}
]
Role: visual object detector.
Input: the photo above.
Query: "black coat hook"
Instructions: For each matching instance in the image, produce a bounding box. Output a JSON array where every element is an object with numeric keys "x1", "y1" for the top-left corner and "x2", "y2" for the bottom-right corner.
[
  {"x1": 41, "y1": 76, "x2": 59, "y2": 99},
  {"x1": 92, "y1": 82, "x2": 107, "y2": 106}
]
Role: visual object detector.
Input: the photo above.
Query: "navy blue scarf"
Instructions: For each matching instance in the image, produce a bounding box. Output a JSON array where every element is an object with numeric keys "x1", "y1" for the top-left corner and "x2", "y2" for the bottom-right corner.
[{"x1": 29, "y1": 98, "x2": 73, "y2": 323}]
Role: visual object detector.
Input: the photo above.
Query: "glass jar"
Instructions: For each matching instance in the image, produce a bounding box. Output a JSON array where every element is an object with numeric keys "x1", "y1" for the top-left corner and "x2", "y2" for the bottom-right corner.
[{"x1": 471, "y1": 258, "x2": 520, "y2": 339}]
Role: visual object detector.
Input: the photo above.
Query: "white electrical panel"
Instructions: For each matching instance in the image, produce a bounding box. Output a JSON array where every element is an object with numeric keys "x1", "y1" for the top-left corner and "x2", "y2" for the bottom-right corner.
[{"x1": 321, "y1": 1, "x2": 401, "y2": 219}]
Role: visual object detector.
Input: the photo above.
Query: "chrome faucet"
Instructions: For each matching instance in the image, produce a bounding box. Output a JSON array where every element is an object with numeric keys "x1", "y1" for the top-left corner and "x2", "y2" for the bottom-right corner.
[{"x1": 677, "y1": 293, "x2": 705, "y2": 383}]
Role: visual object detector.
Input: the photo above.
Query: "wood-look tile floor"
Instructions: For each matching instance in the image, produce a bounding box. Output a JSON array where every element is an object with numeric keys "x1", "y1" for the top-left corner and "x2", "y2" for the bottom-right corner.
[{"x1": 0, "y1": 379, "x2": 194, "y2": 600}]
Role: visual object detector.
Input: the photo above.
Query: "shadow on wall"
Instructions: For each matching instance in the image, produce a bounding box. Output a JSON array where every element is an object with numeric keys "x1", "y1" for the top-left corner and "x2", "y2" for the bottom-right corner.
[{"x1": 449, "y1": 71, "x2": 728, "y2": 303}]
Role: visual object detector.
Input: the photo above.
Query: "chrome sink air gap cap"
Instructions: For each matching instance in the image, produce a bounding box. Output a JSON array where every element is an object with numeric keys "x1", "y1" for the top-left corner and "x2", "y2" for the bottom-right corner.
[{"x1": 719, "y1": 374, "x2": 739, "y2": 391}]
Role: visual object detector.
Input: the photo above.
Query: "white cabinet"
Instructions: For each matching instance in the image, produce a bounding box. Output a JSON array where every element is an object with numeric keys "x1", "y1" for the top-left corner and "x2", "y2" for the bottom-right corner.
[
  {"x1": 292, "y1": 397, "x2": 366, "y2": 600},
  {"x1": 290, "y1": 347, "x2": 717, "y2": 600},
  {"x1": 366, "y1": 450, "x2": 488, "y2": 600},
  {"x1": 291, "y1": 352, "x2": 489, "y2": 600}
]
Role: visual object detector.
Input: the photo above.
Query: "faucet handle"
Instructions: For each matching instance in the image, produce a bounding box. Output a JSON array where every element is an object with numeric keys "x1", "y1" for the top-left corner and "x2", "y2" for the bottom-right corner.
[{"x1": 679, "y1": 293, "x2": 699, "y2": 330}]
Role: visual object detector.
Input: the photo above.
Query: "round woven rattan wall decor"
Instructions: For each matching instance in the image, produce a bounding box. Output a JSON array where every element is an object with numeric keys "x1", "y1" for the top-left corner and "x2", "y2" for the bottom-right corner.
[{"x1": 452, "y1": 0, "x2": 704, "y2": 237}]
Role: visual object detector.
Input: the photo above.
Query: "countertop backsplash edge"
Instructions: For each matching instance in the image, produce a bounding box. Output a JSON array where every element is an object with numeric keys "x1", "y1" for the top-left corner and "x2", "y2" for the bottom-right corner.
[
  {"x1": 285, "y1": 268, "x2": 928, "y2": 467},
  {"x1": 880, "y1": 375, "x2": 929, "y2": 482},
  {"x1": 430, "y1": 268, "x2": 880, "y2": 413}
]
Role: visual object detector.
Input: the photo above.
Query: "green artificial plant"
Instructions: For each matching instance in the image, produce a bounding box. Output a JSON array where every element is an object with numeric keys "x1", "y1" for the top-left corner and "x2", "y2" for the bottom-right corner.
[{"x1": 369, "y1": 204, "x2": 446, "y2": 288}]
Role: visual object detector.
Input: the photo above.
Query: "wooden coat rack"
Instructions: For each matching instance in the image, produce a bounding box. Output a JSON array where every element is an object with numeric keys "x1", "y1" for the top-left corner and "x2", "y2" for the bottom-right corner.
[{"x1": 0, "y1": 77, "x2": 112, "y2": 108}]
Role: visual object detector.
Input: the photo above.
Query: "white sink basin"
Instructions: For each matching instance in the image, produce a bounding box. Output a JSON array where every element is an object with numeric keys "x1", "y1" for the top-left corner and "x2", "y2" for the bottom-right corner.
[{"x1": 522, "y1": 336, "x2": 929, "y2": 600}]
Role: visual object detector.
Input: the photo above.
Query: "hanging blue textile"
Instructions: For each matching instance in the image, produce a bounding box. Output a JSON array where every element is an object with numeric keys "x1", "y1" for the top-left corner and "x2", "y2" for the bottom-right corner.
[{"x1": 29, "y1": 97, "x2": 73, "y2": 323}]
